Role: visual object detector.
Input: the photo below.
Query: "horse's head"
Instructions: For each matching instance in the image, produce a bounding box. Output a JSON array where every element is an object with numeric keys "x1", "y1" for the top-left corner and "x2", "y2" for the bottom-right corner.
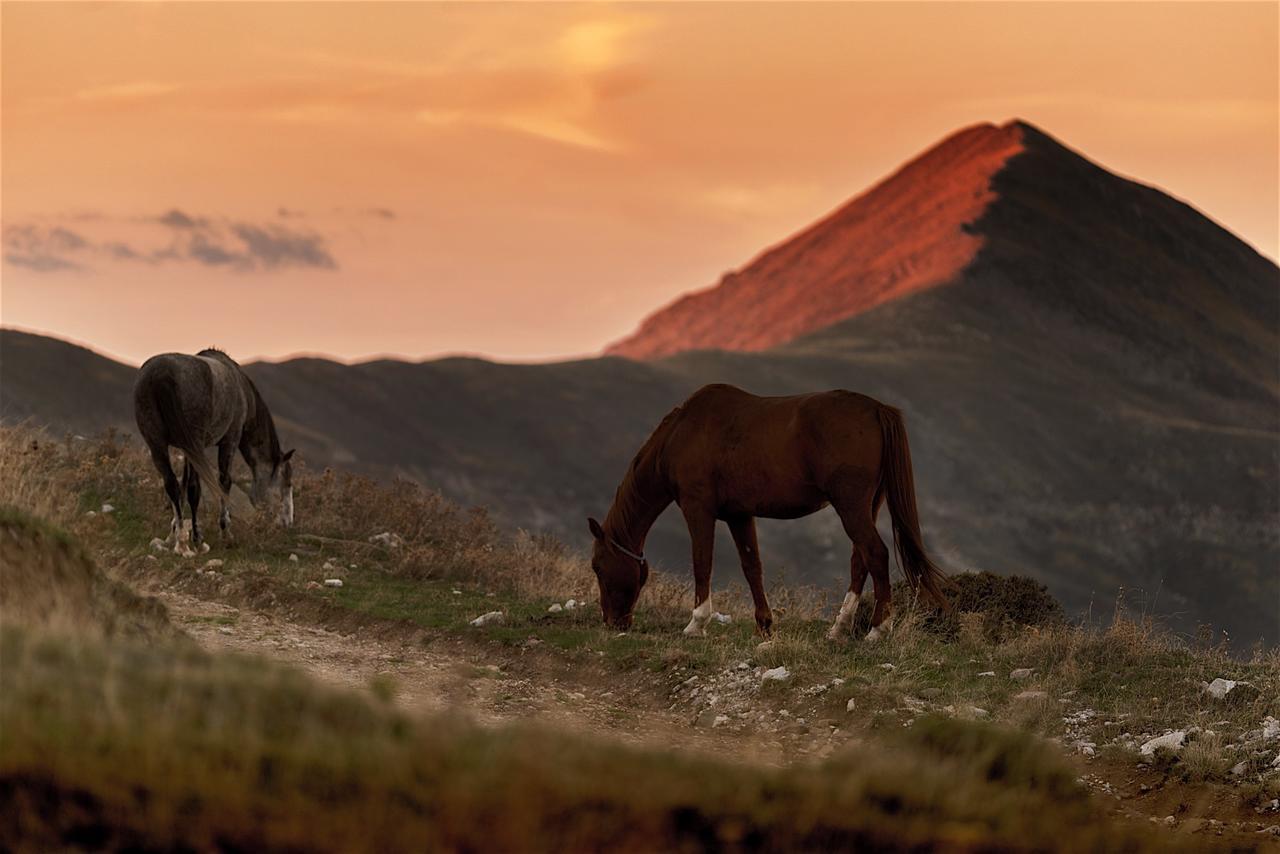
[
  {"x1": 588, "y1": 517, "x2": 648, "y2": 630},
  {"x1": 251, "y1": 449, "x2": 296, "y2": 527}
]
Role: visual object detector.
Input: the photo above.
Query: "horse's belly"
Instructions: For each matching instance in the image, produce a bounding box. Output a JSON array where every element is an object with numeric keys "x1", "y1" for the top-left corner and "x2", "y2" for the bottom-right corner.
[{"x1": 719, "y1": 489, "x2": 829, "y2": 520}]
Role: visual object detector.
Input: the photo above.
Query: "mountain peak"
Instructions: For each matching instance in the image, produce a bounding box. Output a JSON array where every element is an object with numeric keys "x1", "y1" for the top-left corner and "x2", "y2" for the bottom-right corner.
[{"x1": 606, "y1": 120, "x2": 1028, "y2": 359}]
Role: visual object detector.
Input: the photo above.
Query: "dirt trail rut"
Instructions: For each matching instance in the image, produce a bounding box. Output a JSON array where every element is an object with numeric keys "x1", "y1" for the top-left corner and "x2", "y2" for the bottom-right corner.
[{"x1": 161, "y1": 590, "x2": 812, "y2": 765}]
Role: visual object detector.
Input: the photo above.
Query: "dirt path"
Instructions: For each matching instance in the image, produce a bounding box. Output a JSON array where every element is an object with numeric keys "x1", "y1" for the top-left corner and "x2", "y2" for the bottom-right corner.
[{"x1": 160, "y1": 590, "x2": 823, "y2": 765}]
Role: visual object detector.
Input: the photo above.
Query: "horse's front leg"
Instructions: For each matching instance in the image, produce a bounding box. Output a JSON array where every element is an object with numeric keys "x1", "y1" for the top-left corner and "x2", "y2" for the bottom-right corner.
[
  {"x1": 728, "y1": 515, "x2": 772, "y2": 637},
  {"x1": 217, "y1": 439, "x2": 236, "y2": 542},
  {"x1": 681, "y1": 504, "x2": 717, "y2": 637}
]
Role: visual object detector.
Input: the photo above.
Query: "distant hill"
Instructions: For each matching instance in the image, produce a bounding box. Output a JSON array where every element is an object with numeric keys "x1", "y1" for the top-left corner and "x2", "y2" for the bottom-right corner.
[{"x1": 3, "y1": 120, "x2": 1276, "y2": 647}]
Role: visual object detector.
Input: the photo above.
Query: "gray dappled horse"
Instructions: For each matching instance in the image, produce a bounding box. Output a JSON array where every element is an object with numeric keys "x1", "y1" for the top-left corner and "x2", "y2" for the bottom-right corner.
[{"x1": 133, "y1": 349, "x2": 294, "y2": 550}]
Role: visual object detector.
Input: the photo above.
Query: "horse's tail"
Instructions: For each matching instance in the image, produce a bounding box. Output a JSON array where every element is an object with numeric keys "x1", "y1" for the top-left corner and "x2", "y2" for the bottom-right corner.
[
  {"x1": 877, "y1": 405, "x2": 949, "y2": 610},
  {"x1": 149, "y1": 372, "x2": 228, "y2": 501}
]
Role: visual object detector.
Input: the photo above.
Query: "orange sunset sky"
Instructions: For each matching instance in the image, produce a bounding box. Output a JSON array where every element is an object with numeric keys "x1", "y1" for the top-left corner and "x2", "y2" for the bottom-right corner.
[{"x1": 2, "y1": 2, "x2": 1277, "y2": 365}]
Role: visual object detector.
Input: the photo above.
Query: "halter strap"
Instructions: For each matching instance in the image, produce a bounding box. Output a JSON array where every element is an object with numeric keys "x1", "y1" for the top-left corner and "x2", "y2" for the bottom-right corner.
[{"x1": 610, "y1": 538, "x2": 646, "y2": 563}]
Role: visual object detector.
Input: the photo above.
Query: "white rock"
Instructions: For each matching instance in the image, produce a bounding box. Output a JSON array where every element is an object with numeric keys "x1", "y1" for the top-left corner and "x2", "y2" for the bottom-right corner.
[
  {"x1": 978, "y1": 671, "x2": 996, "y2": 677},
  {"x1": 1204, "y1": 678, "x2": 1237, "y2": 699},
  {"x1": 547, "y1": 603, "x2": 563, "y2": 613},
  {"x1": 831, "y1": 677, "x2": 845, "y2": 686},
  {"x1": 470, "y1": 610, "x2": 504, "y2": 627},
  {"x1": 1232, "y1": 761, "x2": 1248, "y2": 776},
  {"x1": 1015, "y1": 690, "x2": 1047, "y2": 701},
  {"x1": 145, "y1": 555, "x2": 158, "y2": 562},
  {"x1": 713, "y1": 715, "x2": 729, "y2": 728},
  {"x1": 761, "y1": 666, "x2": 791, "y2": 683},
  {"x1": 288, "y1": 553, "x2": 299, "y2": 562},
  {"x1": 323, "y1": 561, "x2": 336, "y2": 570},
  {"x1": 150, "y1": 538, "x2": 167, "y2": 552},
  {"x1": 349, "y1": 564, "x2": 357, "y2": 570},
  {"x1": 1263, "y1": 717, "x2": 1280, "y2": 741},
  {"x1": 200, "y1": 542, "x2": 210, "y2": 553},
  {"x1": 452, "y1": 589, "x2": 462, "y2": 595},
  {"x1": 323, "y1": 578, "x2": 344, "y2": 588},
  {"x1": 970, "y1": 707, "x2": 989, "y2": 719},
  {"x1": 755, "y1": 641, "x2": 774, "y2": 653},
  {"x1": 878, "y1": 663, "x2": 895, "y2": 671},
  {"x1": 1139, "y1": 731, "x2": 1187, "y2": 756},
  {"x1": 369, "y1": 531, "x2": 404, "y2": 548},
  {"x1": 100, "y1": 504, "x2": 114, "y2": 514},
  {"x1": 1010, "y1": 668, "x2": 1034, "y2": 680},
  {"x1": 846, "y1": 698, "x2": 857, "y2": 713},
  {"x1": 204, "y1": 559, "x2": 224, "y2": 569},
  {"x1": 712, "y1": 612, "x2": 732, "y2": 625},
  {"x1": 564, "y1": 599, "x2": 577, "y2": 610},
  {"x1": 218, "y1": 626, "x2": 233, "y2": 635},
  {"x1": 85, "y1": 510, "x2": 97, "y2": 517}
]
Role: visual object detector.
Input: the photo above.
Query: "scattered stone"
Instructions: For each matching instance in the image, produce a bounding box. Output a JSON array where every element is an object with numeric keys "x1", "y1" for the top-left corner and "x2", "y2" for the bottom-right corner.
[
  {"x1": 85, "y1": 510, "x2": 97, "y2": 517},
  {"x1": 204, "y1": 559, "x2": 224, "y2": 569},
  {"x1": 151, "y1": 538, "x2": 169, "y2": 553},
  {"x1": 469, "y1": 610, "x2": 504, "y2": 627},
  {"x1": 1164, "y1": 816, "x2": 1176, "y2": 827},
  {"x1": 323, "y1": 561, "x2": 336, "y2": 570},
  {"x1": 324, "y1": 578, "x2": 344, "y2": 588},
  {"x1": 1140, "y1": 731, "x2": 1187, "y2": 756},
  {"x1": 288, "y1": 553, "x2": 299, "y2": 562},
  {"x1": 1232, "y1": 761, "x2": 1248, "y2": 776},
  {"x1": 1260, "y1": 826, "x2": 1280, "y2": 837},
  {"x1": 567, "y1": 692, "x2": 585, "y2": 701},
  {"x1": 755, "y1": 640, "x2": 774, "y2": 653},
  {"x1": 1015, "y1": 691, "x2": 1048, "y2": 701},
  {"x1": 830, "y1": 677, "x2": 845, "y2": 686},
  {"x1": 846, "y1": 698, "x2": 857, "y2": 713},
  {"x1": 548, "y1": 603, "x2": 563, "y2": 613},
  {"x1": 1205, "y1": 678, "x2": 1237, "y2": 699},
  {"x1": 349, "y1": 564, "x2": 357, "y2": 570},
  {"x1": 761, "y1": 666, "x2": 791, "y2": 683},
  {"x1": 369, "y1": 531, "x2": 404, "y2": 549},
  {"x1": 712, "y1": 612, "x2": 732, "y2": 625},
  {"x1": 145, "y1": 555, "x2": 158, "y2": 562},
  {"x1": 218, "y1": 626, "x2": 233, "y2": 635},
  {"x1": 100, "y1": 503, "x2": 114, "y2": 514},
  {"x1": 878, "y1": 663, "x2": 895, "y2": 671},
  {"x1": 970, "y1": 707, "x2": 989, "y2": 719},
  {"x1": 713, "y1": 715, "x2": 730, "y2": 728},
  {"x1": 306, "y1": 581, "x2": 322, "y2": 590},
  {"x1": 1010, "y1": 668, "x2": 1034, "y2": 680},
  {"x1": 978, "y1": 671, "x2": 995, "y2": 677},
  {"x1": 1263, "y1": 717, "x2": 1280, "y2": 741},
  {"x1": 200, "y1": 542, "x2": 210, "y2": 553},
  {"x1": 452, "y1": 589, "x2": 462, "y2": 595},
  {"x1": 564, "y1": 599, "x2": 578, "y2": 610}
]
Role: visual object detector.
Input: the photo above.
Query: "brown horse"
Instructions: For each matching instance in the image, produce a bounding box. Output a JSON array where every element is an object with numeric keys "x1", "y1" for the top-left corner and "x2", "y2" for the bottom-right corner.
[{"x1": 587, "y1": 384, "x2": 947, "y2": 640}]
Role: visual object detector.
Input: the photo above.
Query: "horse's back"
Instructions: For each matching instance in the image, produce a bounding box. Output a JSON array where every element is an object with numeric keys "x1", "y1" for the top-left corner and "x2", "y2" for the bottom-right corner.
[{"x1": 133, "y1": 352, "x2": 247, "y2": 447}]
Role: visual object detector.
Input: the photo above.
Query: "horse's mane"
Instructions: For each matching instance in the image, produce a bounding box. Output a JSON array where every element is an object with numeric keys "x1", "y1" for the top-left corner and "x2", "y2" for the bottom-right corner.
[{"x1": 608, "y1": 406, "x2": 680, "y2": 536}]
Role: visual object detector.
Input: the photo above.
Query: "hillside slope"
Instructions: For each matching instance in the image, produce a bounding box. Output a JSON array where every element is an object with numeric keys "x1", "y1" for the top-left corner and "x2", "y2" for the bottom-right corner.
[{"x1": 2, "y1": 121, "x2": 1276, "y2": 646}]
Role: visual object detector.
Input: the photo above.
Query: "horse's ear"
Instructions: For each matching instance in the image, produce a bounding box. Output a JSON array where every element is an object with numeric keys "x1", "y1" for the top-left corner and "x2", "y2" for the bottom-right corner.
[
  {"x1": 281, "y1": 449, "x2": 295, "y2": 463},
  {"x1": 588, "y1": 517, "x2": 605, "y2": 541}
]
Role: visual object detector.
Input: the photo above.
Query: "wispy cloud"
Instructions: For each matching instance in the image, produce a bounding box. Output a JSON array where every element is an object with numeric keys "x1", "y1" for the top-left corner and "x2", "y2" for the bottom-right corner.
[{"x1": 3, "y1": 211, "x2": 339, "y2": 274}]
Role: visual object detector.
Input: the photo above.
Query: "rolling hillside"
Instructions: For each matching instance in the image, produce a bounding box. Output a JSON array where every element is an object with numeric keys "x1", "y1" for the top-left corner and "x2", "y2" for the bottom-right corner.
[{"x1": 2, "y1": 120, "x2": 1276, "y2": 647}]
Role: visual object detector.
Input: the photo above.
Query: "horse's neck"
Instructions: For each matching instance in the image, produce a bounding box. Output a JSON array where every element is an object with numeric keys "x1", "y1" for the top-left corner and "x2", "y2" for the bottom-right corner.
[
  {"x1": 605, "y1": 449, "x2": 671, "y2": 553},
  {"x1": 240, "y1": 379, "x2": 278, "y2": 468}
]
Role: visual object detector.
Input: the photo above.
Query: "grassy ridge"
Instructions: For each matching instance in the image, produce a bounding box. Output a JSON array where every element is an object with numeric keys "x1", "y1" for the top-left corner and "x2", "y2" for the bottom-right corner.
[{"x1": 1, "y1": 625, "x2": 1179, "y2": 853}]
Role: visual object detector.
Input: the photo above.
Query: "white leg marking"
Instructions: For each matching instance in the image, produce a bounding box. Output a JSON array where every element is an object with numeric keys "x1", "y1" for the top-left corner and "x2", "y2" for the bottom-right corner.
[
  {"x1": 865, "y1": 617, "x2": 894, "y2": 643},
  {"x1": 683, "y1": 596, "x2": 713, "y2": 637},
  {"x1": 827, "y1": 591, "x2": 859, "y2": 640}
]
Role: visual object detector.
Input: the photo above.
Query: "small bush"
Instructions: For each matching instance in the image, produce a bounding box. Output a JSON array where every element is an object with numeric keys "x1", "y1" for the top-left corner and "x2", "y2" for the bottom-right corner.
[{"x1": 894, "y1": 571, "x2": 1065, "y2": 642}]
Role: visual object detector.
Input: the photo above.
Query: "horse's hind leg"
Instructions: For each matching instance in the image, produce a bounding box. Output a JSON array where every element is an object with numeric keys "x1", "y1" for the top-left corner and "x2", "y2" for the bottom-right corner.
[
  {"x1": 829, "y1": 482, "x2": 890, "y2": 641},
  {"x1": 728, "y1": 515, "x2": 773, "y2": 637},
  {"x1": 183, "y1": 461, "x2": 203, "y2": 548},
  {"x1": 148, "y1": 446, "x2": 183, "y2": 548}
]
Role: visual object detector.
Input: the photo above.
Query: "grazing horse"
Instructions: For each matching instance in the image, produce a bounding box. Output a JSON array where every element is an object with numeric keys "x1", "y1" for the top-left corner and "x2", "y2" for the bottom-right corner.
[
  {"x1": 133, "y1": 349, "x2": 294, "y2": 550},
  {"x1": 588, "y1": 384, "x2": 947, "y2": 640}
]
